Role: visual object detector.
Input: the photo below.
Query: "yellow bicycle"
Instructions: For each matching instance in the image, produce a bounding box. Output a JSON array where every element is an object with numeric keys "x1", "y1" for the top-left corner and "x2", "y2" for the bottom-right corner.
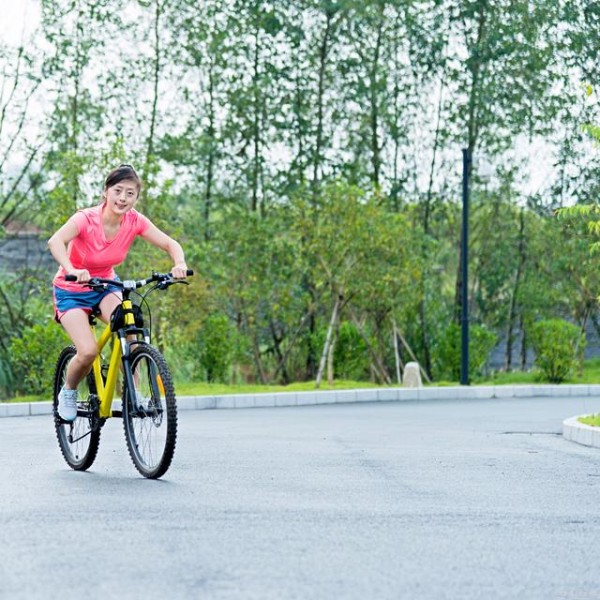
[{"x1": 52, "y1": 270, "x2": 192, "y2": 479}]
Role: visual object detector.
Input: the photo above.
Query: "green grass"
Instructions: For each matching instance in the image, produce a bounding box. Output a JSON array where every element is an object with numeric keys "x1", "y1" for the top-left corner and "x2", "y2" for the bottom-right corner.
[
  {"x1": 579, "y1": 414, "x2": 600, "y2": 427},
  {"x1": 2, "y1": 379, "x2": 388, "y2": 403},
  {"x1": 6, "y1": 393, "x2": 51, "y2": 403},
  {"x1": 174, "y1": 379, "x2": 386, "y2": 396},
  {"x1": 5, "y1": 358, "x2": 600, "y2": 404}
]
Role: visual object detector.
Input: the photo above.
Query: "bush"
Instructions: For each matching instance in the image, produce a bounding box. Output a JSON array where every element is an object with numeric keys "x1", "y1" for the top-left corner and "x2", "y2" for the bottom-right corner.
[
  {"x1": 313, "y1": 321, "x2": 370, "y2": 381},
  {"x1": 197, "y1": 312, "x2": 235, "y2": 383},
  {"x1": 435, "y1": 322, "x2": 497, "y2": 381},
  {"x1": 9, "y1": 321, "x2": 69, "y2": 397},
  {"x1": 0, "y1": 352, "x2": 13, "y2": 398},
  {"x1": 333, "y1": 322, "x2": 370, "y2": 380},
  {"x1": 530, "y1": 319, "x2": 585, "y2": 383}
]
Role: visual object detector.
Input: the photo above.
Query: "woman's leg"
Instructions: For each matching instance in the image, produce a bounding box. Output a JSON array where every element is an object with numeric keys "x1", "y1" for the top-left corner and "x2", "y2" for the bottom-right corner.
[
  {"x1": 98, "y1": 292, "x2": 122, "y2": 325},
  {"x1": 60, "y1": 309, "x2": 98, "y2": 390}
]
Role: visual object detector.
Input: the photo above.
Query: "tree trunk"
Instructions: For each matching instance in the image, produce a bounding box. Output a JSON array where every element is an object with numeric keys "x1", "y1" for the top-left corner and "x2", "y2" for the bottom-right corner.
[
  {"x1": 293, "y1": 59, "x2": 305, "y2": 185},
  {"x1": 142, "y1": 0, "x2": 163, "y2": 207},
  {"x1": 519, "y1": 314, "x2": 528, "y2": 370},
  {"x1": 316, "y1": 294, "x2": 342, "y2": 388},
  {"x1": 312, "y1": 8, "x2": 337, "y2": 197},
  {"x1": 326, "y1": 325, "x2": 338, "y2": 386},
  {"x1": 392, "y1": 319, "x2": 403, "y2": 384},
  {"x1": 204, "y1": 58, "x2": 216, "y2": 241},
  {"x1": 270, "y1": 319, "x2": 289, "y2": 384},
  {"x1": 304, "y1": 278, "x2": 318, "y2": 379},
  {"x1": 505, "y1": 209, "x2": 526, "y2": 370},
  {"x1": 368, "y1": 2, "x2": 384, "y2": 188},
  {"x1": 251, "y1": 19, "x2": 261, "y2": 213},
  {"x1": 418, "y1": 74, "x2": 446, "y2": 377}
]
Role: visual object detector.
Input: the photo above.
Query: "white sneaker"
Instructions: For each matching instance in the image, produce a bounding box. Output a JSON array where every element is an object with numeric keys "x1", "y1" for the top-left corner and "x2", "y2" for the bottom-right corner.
[{"x1": 58, "y1": 387, "x2": 78, "y2": 421}]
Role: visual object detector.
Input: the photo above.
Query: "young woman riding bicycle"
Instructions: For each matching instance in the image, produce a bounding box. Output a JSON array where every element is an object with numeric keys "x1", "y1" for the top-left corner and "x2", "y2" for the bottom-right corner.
[{"x1": 47, "y1": 164, "x2": 189, "y2": 422}]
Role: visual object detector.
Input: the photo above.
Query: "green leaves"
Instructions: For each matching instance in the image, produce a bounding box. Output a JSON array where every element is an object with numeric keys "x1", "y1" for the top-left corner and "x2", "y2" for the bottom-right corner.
[
  {"x1": 1, "y1": 0, "x2": 598, "y2": 390},
  {"x1": 9, "y1": 321, "x2": 69, "y2": 396},
  {"x1": 530, "y1": 319, "x2": 585, "y2": 383}
]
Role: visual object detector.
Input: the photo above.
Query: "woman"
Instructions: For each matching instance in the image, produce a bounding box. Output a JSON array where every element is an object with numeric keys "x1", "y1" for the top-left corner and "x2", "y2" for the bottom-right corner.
[{"x1": 48, "y1": 164, "x2": 188, "y2": 421}]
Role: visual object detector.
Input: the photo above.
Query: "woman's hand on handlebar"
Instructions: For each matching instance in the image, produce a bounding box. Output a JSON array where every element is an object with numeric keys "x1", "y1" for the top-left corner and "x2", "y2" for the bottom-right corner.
[
  {"x1": 171, "y1": 263, "x2": 189, "y2": 279},
  {"x1": 66, "y1": 269, "x2": 91, "y2": 283}
]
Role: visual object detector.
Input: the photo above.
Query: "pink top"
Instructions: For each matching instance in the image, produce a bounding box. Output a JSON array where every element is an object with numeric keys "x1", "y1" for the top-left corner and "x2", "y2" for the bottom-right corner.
[{"x1": 53, "y1": 204, "x2": 151, "y2": 292}]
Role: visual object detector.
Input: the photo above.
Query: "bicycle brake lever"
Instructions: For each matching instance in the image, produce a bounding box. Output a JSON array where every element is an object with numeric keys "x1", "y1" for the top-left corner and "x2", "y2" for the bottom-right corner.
[
  {"x1": 157, "y1": 279, "x2": 189, "y2": 290},
  {"x1": 82, "y1": 278, "x2": 104, "y2": 290}
]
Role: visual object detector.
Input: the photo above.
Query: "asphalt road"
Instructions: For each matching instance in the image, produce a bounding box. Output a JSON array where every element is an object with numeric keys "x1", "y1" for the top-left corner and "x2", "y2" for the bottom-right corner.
[{"x1": 1, "y1": 395, "x2": 600, "y2": 600}]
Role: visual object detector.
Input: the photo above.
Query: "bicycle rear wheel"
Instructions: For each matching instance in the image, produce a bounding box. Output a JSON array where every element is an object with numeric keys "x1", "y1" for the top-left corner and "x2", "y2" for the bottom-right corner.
[
  {"x1": 122, "y1": 345, "x2": 177, "y2": 479},
  {"x1": 53, "y1": 346, "x2": 102, "y2": 471}
]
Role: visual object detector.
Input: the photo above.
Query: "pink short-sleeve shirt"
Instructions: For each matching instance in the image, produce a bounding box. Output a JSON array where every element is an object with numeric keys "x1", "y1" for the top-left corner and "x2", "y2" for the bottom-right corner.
[{"x1": 52, "y1": 204, "x2": 151, "y2": 292}]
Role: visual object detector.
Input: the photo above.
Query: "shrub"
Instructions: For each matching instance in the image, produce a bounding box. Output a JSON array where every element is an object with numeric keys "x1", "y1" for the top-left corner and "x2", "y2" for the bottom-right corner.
[
  {"x1": 333, "y1": 322, "x2": 370, "y2": 380},
  {"x1": 313, "y1": 321, "x2": 370, "y2": 381},
  {"x1": 435, "y1": 322, "x2": 497, "y2": 381},
  {"x1": 0, "y1": 352, "x2": 13, "y2": 398},
  {"x1": 197, "y1": 312, "x2": 235, "y2": 383},
  {"x1": 530, "y1": 319, "x2": 585, "y2": 383},
  {"x1": 9, "y1": 321, "x2": 69, "y2": 397}
]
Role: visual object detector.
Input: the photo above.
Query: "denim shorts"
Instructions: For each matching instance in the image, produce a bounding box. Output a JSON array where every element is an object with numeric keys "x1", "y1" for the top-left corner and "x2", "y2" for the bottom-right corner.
[{"x1": 53, "y1": 285, "x2": 121, "y2": 322}]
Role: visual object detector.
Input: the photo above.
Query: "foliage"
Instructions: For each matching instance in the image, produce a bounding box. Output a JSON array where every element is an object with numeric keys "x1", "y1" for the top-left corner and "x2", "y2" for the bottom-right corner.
[
  {"x1": 312, "y1": 321, "x2": 370, "y2": 381},
  {"x1": 197, "y1": 312, "x2": 236, "y2": 383},
  {"x1": 333, "y1": 322, "x2": 370, "y2": 381},
  {"x1": 529, "y1": 319, "x2": 585, "y2": 384},
  {"x1": 0, "y1": 351, "x2": 13, "y2": 398},
  {"x1": 0, "y1": 0, "x2": 599, "y2": 392},
  {"x1": 434, "y1": 323, "x2": 498, "y2": 382},
  {"x1": 8, "y1": 321, "x2": 69, "y2": 396}
]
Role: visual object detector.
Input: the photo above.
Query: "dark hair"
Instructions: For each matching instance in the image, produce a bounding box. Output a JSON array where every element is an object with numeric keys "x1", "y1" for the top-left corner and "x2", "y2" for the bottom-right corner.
[{"x1": 104, "y1": 164, "x2": 142, "y2": 193}]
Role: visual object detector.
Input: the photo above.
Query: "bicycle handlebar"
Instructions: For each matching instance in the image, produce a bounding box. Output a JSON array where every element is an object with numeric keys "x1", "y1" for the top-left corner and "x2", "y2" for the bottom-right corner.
[{"x1": 64, "y1": 270, "x2": 194, "y2": 289}]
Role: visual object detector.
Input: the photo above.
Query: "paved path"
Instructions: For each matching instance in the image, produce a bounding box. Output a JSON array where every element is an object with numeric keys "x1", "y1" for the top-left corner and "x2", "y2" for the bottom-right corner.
[{"x1": 1, "y1": 395, "x2": 600, "y2": 600}]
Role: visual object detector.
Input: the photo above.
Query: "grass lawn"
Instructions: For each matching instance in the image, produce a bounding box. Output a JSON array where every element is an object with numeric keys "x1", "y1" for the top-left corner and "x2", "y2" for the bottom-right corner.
[
  {"x1": 3, "y1": 379, "x2": 387, "y2": 404},
  {"x1": 579, "y1": 414, "x2": 600, "y2": 427},
  {"x1": 5, "y1": 358, "x2": 600, "y2": 404}
]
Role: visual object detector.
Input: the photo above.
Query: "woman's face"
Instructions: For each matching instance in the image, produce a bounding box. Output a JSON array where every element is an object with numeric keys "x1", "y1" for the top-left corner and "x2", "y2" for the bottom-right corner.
[{"x1": 104, "y1": 179, "x2": 139, "y2": 215}]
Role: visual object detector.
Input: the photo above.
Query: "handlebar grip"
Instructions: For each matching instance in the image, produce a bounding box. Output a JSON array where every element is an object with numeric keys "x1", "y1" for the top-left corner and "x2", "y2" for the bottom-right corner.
[
  {"x1": 65, "y1": 275, "x2": 77, "y2": 282},
  {"x1": 186, "y1": 269, "x2": 194, "y2": 276}
]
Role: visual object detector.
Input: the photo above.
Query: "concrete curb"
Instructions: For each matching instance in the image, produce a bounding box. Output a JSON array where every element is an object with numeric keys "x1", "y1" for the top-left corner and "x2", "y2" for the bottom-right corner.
[
  {"x1": 2, "y1": 383, "x2": 600, "y2": 419},
  {"x1": 562, "y1": 415, "x2": 600, "y2": 449}
]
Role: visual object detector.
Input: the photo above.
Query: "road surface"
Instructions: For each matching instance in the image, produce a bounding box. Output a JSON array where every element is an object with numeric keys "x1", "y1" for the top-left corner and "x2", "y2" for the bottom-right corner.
[{"x1": 1, "y1": 395, "x2": 599, "y2": 599}]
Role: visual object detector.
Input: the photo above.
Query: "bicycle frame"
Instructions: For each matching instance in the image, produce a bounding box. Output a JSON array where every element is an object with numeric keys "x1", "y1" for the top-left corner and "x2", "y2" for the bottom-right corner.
[{"x1": 90, "y1": 298, "x2": 148, "y2": 419}]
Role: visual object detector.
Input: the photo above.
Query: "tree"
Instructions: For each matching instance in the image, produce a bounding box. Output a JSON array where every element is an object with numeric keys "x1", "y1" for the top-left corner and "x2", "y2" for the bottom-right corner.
[{"x1": 444, "y1": 0, "x2": 566, "y2": 322}]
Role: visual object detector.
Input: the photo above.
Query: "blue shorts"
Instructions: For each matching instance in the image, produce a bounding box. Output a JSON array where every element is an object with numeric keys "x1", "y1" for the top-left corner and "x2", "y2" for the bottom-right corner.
[{"x1": 53, "y1": 285, "x2": 121, "y2": 322}]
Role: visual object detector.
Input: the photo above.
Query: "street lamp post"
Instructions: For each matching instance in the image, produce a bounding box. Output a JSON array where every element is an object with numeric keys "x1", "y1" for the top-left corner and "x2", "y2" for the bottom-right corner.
[{"x1": 460, "y1": 148, "x2": 471, "y2": 386}]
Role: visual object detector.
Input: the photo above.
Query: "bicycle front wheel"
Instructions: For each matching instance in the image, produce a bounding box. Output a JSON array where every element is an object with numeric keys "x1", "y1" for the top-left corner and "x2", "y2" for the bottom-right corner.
[
  {"x1": 53, "y1": 346, "x2": 102, "y2": 471},
  {"x1": 122, "y1": 345, "x2": 177, "y2": 479}
]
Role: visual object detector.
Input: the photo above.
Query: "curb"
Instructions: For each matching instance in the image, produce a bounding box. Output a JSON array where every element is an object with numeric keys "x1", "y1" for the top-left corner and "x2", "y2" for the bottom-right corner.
[
  {"x1": 2, "y1": 383, "x2": 600, "y2": 419},
  {"x1": 562, "y1": 415, "x2": 600, "y2": 449}
]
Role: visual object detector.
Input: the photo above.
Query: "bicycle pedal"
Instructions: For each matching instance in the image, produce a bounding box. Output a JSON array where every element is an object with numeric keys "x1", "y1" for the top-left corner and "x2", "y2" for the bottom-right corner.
[
  {"x1": 54, "y1": 411, "x2": 75, "y2": 425},
  {"x1": 111, "y1": 409, "x2": 123, "y2": 418}
]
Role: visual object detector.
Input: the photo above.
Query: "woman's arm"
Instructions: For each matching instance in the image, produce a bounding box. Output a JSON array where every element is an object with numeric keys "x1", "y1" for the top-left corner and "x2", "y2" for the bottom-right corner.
[
  {"x1": 140, "y1": 222, "x2": 188, "y2": 278},
  {"x1": 47, "y1": 219, "x2": 91, "y2": 282}
]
